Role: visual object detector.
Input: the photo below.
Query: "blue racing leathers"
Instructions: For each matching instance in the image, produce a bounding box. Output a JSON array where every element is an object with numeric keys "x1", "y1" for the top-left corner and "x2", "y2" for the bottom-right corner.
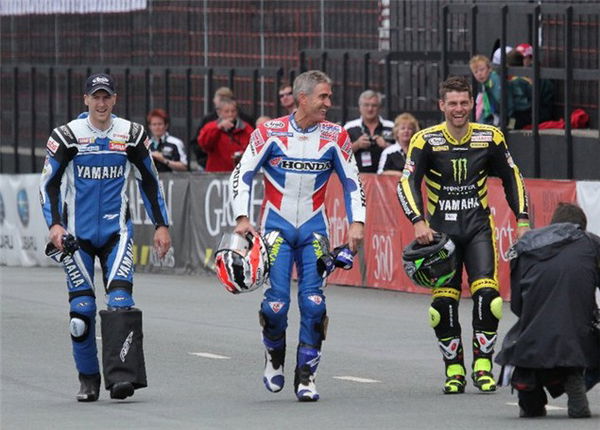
[
  {"x1": 230, "y1": 114, "x2": 366, "y2": 348},
  {"x1": 40, "y1": 117, "x2": 169, "y2": 375}
]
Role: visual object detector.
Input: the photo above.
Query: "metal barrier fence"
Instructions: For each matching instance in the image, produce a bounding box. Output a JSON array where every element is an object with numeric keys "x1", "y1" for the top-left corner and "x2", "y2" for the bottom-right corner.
[
  {"x1": 0, "y1": 65, "x2": 295, "y2": 174},
  {"x1": 443, "y1": 2, "x2": 600, "y2": 179}
]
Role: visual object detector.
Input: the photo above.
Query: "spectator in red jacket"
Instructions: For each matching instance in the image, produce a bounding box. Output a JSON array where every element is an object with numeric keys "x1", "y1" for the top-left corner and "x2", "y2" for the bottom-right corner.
[{"x1": 198, "y1": 98, "x2": 253, "y2": 172}]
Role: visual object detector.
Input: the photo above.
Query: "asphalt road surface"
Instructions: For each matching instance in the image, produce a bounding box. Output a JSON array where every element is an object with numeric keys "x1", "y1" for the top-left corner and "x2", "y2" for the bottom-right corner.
[{"x1": 2, "y1": 266, "x2": 599, "y2": 429}]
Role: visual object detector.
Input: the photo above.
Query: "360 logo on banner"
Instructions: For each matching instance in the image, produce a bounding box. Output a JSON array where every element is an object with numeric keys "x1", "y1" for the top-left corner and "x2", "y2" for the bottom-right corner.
[{"x1": 371, "y1": 233, "x2": 394, "y2": 282}]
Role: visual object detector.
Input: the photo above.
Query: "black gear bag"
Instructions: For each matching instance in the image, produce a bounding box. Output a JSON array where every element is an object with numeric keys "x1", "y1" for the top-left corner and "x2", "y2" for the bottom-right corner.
[{"x1": 99, "y1": 308, "x2": 147, "y2": 390}]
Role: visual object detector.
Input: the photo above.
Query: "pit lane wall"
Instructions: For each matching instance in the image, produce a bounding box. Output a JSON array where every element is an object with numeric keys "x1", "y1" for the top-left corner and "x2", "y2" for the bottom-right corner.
[{"x1": 2, "y1": 172, "x2": 596, "y2": 300}]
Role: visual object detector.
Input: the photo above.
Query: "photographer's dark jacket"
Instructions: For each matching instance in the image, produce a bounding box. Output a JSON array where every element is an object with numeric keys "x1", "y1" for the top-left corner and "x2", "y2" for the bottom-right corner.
[
  {"x1": 496, "y1": 223, "x2": 600, "y2": 369},
  {"x1": 344, "y1": 116, "x2": 394, "y2": 173}
]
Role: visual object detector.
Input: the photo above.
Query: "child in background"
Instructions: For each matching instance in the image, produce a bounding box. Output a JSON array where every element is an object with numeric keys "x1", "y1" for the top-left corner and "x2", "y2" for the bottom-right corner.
[{"x1": 470, "y1": 54, "x2": 512, "y2": 126}]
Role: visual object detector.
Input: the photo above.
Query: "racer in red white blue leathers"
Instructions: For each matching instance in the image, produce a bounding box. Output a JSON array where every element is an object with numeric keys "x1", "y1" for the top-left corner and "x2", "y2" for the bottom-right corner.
[
  {"x1": 230, "y1": 88, "x2": 366, "y2": 400},
  {"x1": 39, "y1": 115, "x2": 170, "y2": 390}
]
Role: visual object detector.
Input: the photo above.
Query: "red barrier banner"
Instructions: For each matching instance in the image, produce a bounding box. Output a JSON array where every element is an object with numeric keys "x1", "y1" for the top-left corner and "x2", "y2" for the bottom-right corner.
[{"x1": 325, "y1": 175, "x2": 577, "y2": 300}]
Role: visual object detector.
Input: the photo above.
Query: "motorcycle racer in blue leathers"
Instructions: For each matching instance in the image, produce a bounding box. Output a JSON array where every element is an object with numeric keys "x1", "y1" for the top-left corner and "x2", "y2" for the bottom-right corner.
[{"x1": 40, "y1": 73, "x2": 171, "y2": 401}]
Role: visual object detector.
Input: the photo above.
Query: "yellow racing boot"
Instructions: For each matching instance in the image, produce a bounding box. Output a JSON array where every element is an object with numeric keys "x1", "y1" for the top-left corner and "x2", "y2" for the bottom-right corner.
[
  {"x1": 472, "y1": 358, "x2": 497, "y2": 392},
  {"x1": 443, "y1": 363, "x2": 466, "y2": 394}
]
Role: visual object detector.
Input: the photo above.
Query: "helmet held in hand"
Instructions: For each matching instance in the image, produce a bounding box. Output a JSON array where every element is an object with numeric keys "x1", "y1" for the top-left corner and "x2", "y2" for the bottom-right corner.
[
  {"x1": 215, "y1": 232, "x2": 270, "y2": 294},
  {"x1": 402, "y1": 232, "x2": 457, "y2": 288}
]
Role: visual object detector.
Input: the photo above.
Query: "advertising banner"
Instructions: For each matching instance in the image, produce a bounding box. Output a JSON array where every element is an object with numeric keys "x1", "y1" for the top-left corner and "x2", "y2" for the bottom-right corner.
[
  {"x1": 0, "y1": 174, "x2": 54, "y2": 267},
  {"x1": 130, "y1": 173, "x2": 190, "y2": 274},
  {"x1": 0, "y1": 172, "x2": 582, "y2": 301},
  {"x1": 575, "y1": 181, "x2": 600, "y2": 237}
]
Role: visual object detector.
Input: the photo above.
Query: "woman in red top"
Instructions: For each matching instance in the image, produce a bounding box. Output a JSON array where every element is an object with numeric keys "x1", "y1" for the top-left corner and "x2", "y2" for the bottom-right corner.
[{"x1": 198, "y1": 98, "x2": 253, "y2": 172}]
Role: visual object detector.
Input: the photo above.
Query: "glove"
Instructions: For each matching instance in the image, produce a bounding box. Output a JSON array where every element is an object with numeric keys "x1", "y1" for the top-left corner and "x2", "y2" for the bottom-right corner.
[
  {"x1": 45, "y1": 234, "x2": 80, "y2": 262},
  {"x1": 316, "y1": 253, "x2": 335, "y2": 279},
  {"x1": 332, "y1": 244, "x2": 356, "y2": 270}
]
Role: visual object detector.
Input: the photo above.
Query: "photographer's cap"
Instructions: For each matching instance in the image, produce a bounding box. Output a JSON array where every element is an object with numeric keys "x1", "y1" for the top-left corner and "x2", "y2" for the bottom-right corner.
[{"x1": 85, "y1": 73, "x2": 116, "y2": 95}]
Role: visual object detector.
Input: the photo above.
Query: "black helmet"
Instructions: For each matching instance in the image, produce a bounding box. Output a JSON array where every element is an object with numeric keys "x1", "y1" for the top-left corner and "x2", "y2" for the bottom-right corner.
[{"x1": 402, "y1": 233, "x2": 457, "y2": 288}]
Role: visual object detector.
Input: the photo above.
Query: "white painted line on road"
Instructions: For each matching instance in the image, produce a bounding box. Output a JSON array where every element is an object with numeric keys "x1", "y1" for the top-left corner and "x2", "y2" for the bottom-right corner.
[
  {"x1": 333, "y1": 376, "x2": 381, "y2": 383},
  {"x1": 506, "y1": 402, "x2": 565, "y2": 411},
  {"x1": 188, "y1": 352, "x2": 231, "y2": 360}
]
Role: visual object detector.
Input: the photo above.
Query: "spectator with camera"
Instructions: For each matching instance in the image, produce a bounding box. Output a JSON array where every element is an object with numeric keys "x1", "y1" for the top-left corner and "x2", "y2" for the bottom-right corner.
[
  {"x1": 197, "y1": 97, "x2": 253, "y2": 172},
  {"x1": 344, "y1": 90, "x2": 394, "y2": 173}
]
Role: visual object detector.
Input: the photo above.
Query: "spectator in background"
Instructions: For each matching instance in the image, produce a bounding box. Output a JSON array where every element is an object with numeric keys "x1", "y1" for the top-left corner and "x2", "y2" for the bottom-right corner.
[
  {"x1": 147, "y1": 109, "x2": 188, "y2": 172},
  {"x1": 496, "y1": 203, "x2": 599, "y2": 418},
  {"x1": 377, "y1": 112, "x2": 419, "y2": 176},
  {"x1": 515, "y1": 43, "x2": 554, "y2": 123},
  {"x1": 198, "y1": 98, "x2": 253, "y2": 172},
  {"x1": 344, "y1": 90, "x2": 394, "y2": 173},
  {"x1": 470, "y1": 54, "x2": 512, "y2": 126},
  {"x1": 255, "y1": 115, "x2": 272, "y2": 128},
  {"x1": 278, "y1": 83, "x2": 295, "y2": 115},
  {"x1": 506, "y1": 50, "x2": 532, "y2": 129},
  {"x1": 192, "y1": 86, "x2": 255, "y2": 170},
  {"x1": 492, "y1": 45, "x2": 513, "y2": 65}
]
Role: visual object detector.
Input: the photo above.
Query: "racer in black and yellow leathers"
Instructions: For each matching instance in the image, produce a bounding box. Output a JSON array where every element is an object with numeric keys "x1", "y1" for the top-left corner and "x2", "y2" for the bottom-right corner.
[{"x1": 397, "y1": 76, "x2": 530, "y2": 394}]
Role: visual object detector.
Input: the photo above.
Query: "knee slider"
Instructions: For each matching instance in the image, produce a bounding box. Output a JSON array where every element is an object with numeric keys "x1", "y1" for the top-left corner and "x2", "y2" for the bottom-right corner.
[
  {"x1": 430, "y1": 297, "x2": 460, "y2": 338},
  {"x1": 69, "y1": 296, "x2": 96, "y2": 342},
  {"x1": 473, "y1": 287, "x2": 502, "y2": 321},
  {"x1": 299, "y1": 293, "x2": 326, "y2": 319}
]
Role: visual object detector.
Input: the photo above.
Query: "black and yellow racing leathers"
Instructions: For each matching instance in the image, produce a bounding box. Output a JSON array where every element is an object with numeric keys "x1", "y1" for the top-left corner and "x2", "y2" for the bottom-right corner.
[{"x1": 397, "y1": 121, "x2": 529, "y2": 389}]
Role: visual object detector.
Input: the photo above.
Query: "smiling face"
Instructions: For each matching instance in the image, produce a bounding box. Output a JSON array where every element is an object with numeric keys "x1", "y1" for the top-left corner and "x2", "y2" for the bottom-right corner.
[
  {"x1": 395, "y1": 121, "x2": 416, "y2": 146},
  {"x1": 297, "y1": 82, "x2": 332, "y2": 125},
  {"x1": 84, "y1": 90, "x2": 116, "y2": 128},
  {"x1": 439, "y1": 91, "x2": 473, "y2": 129}
]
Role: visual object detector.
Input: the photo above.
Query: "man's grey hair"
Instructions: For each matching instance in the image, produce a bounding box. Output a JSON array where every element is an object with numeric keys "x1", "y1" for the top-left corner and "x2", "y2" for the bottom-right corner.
[
  {"x1": 358, "y1": 89, "x2": 383, "y2": 106},
  {"x1": 293, "y1": 70, "x2": 332, "y2": 104}
]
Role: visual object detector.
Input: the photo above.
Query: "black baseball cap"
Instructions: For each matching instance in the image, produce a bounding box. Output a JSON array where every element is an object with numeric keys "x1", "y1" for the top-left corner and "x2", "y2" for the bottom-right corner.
[{"x1": 85, "y1": 73, "x2": 116, "y2": 95}]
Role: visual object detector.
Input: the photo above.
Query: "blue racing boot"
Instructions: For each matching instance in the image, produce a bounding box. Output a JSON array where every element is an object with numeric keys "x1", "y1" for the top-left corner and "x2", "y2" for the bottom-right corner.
[
  {"x1": 263, "y1": 334, "x2": 285, "y2": 393},
  {"x1": 294, "y1": 345, "x2": 321, "y2": 401}
]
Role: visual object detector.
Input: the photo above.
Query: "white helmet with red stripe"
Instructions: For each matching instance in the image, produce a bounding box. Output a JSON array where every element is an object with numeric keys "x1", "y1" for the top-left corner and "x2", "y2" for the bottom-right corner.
[{"x1": 215, "y1": 232, "x2": 270, "y2": 294}]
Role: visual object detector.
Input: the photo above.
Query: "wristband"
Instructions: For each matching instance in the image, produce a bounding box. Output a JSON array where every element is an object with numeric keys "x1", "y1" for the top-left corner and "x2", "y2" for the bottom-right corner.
[{"x1": 517, "y1": 221, "x2": 530, "y2": 228}]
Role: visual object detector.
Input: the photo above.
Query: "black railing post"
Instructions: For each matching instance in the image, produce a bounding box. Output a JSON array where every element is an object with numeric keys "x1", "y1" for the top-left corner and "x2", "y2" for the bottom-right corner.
[
  {"x1": 13, "y1": 67, "x2": 19, "y2": 173},
  {"x1": 532, "y1": 5, "x2": 541, "y2": 178},
  {"x1": 145, "y1": 68, "x2": 151, "y2": 119},
  {"x1": 207, "y1": 68, "x2": 214, "y2": 116},
  {"x1": 470, "y1": 5, "x2": 478, "y2": 57},
  {"x1": 66, "y1": 68, "x2": 72, "y2": 120},
  {"x1": 564, "y1": 6, "x2": 573, "y2": 179},
  {"x1": 165, "y1": 68, "x2": 170, "y2": 114},
  {"x1": 276, "y1": 67, "x2": 284, "y2": 117},
  {"x1": 186, "y1": 67, "x2": 192, "y2": 171},
  {"x1": 342, "y1": 52, "x2": 349, "y2": 125},
  {"x1": 364, "y1": 52, "x2": 370, "y2": 90},
  {"x1": 252, "y1": 69, "x2": 259, "y2": 120},
  {"x1": 441, "y1": 5, "x2": 448, "y2": 79},
  {"x1": 320, "y1": 51, "x2": 328, "y2": 73},
  {"x1": 385, "y1": 52, "x2": 392, "y2": 120},
  {"x1": 124, "y1": 68, "x2": 130, "y2": 119},
  {"x1": 228, "y1": 68, "x2": 235, "y2": 92},
  {"x1": 48, "y1": 67, "x2": 55, "y2": 135},
  {"x1": 31, "y1": 67, "x2": 37, "y2": 172},
  {"x1": 500, "y1": 5, "x2": 508, "y2": 134},
  {"x1": 299, "y1": 51, "x2": 306, "y2": 73}
]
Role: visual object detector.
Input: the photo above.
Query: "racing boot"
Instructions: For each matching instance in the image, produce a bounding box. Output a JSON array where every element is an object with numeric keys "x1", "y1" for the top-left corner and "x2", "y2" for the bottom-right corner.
[
  {"x1": 471, "y1": 331, "x2": 497, "y2": 392},
  {"x1": 262, "y1": 334, "x2": 285, "y2": 393},
  {"x1": 76, "y1": 372, "x2": 101, "y2": 402},
  {"x1": 294, "y1": 345, "x2": 320, "y2": 402},
  {"x1": 438, "y1": 336, "x2": 466, "y2": 394}
]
